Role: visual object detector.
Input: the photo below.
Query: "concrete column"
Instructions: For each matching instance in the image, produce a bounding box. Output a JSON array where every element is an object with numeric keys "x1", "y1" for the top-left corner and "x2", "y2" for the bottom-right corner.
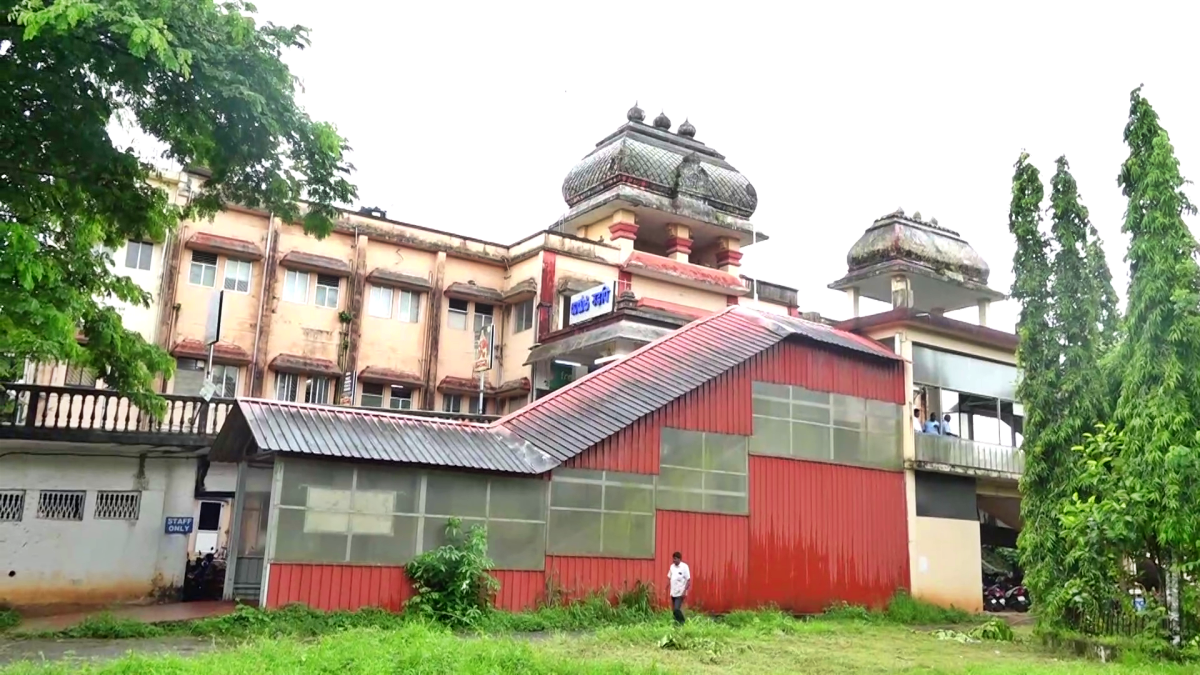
[
  {"x1": 715, "y1": 237, "x2": 742, "y2": 274},
  {"x1": 845, "y1": 287, "x2": 861, "y2": 318},
  {"x1": 607, "y1": 210, "x2": 639, "y2": 259},
  {"x1": 890, "y1": 274, "x2": 913, "y2": 309},
  {"x1": 977, "y1": 299, "x2": 990, "y2": 327},
  {"x1": 664, "y1": 223, "x2": 692, "y2": 262}
]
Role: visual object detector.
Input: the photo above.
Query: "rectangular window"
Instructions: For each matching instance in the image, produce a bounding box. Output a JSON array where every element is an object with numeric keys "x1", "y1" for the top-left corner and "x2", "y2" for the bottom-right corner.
[
  {"x1": 274, "y1": 459, "x2": 547, "y2": 570},
  {"x1": 513, "y1": 299, "x2": 535, "y2": 333},
  {"x1": 304, "y1": 377, "x2": 332, "y2": 405},
  {"x1": 389, "y1": 386, "x2": 413, "y2": 410},
  {"x1": 548, "y1": 468, "x2": 655, "y2": 558},
  {"x1": 368, "y1": 285, "x2": 393, "y2": 318},
  {"x1": 212, "y1": 364, "x2": 239, "y2": 399},
  {"x1": 448, "y1": 298, "x2": 468, "y2": 330},
  {"x1": 360, "y1": 383, "x2": 384, "y2": 408},
  {"x1": 63, "y1": 364, "x2": 97, "y2": 388},
  {"x1": 37, "y1": 490, "x2": 85, "y2": 521},
  {"x1": 749, "y1": 381, "x2": 902, "y2": 470},
  {"x1": 658, "y1": 429, "x2": 749, "y2": 515},
  {"x1": 223, "y1": 259, "x2": 253, "y2": 293},
  {"x1": 399, "y1": 290, "x2": 420, "y2": 323},
  {"x1": 275, "y1": 372, "x2": 299, "y2": 402},
  {"x1": 283, "y1": 269, "x2": 310, "y2": 304},
  {"x1": 173, "y1": 360, "x2": 237, "y2": 398},
  {"x1": 124, "y1": 241, "x2": 153, "y2": 271},
  {"x1": 0, "y1": 490, "x2": 25, "y2": 522},
  {"x1": 468, "y1": 397, "x2": 488, "y2": 415},
  {"x1": 189, "y1": 251, "x2": 218, "y2": 287},
  {"x1": 473, "y1": 303, "x2": 494, "y2": 335},
  {"x1": 442, "y1": 394, "x2": 462, "y2": 413},
  {"x1": 315, "y1": 274, "x2": 340, "y2": 309},
  {"x1": 94, "y1": 491, "x2": 141, "y2": 520}
]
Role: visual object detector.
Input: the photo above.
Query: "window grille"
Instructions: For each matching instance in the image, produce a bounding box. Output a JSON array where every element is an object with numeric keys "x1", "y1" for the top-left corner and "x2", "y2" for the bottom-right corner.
[
  {"x1": 37, "y1": 490, "x2": 85, "y2": 520},
  {"x1": 0, "y1": 490, "x2": 25, "y2": 522},
  {"x1": 94, "y1": 491, "x2": 141, "y2": 520}
]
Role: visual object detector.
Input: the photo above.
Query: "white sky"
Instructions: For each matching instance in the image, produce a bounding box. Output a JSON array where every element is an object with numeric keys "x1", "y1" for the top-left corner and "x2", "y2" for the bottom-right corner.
[{"x1": 244, "y1": 0, "x2": 1200, "y2": 331}]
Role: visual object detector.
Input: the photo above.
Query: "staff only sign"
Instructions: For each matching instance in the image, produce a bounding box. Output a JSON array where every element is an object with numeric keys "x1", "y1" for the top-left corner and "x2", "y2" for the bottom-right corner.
[{"x1": 568, "y1": 282, "x2": 615, "y2": 326}]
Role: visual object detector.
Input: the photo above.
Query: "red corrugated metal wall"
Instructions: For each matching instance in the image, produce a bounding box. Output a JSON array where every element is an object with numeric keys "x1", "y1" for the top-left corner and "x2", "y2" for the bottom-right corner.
[
  {"x1": 748, "y1": 457, "x2": 909, "y2": 613},
  {"x1": 265, "y1": 339, "x2": 907, "y2": 615}
]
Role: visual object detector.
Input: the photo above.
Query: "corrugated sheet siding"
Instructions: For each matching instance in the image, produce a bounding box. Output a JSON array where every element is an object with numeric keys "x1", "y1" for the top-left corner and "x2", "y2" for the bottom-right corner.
[
  {"x1": 267, "y1": 563, "x2": 412, "y2": 611},
  {"x1": 569, "y1": 341, "x2": 904, "y2": 471},
  {"x1": 545, "y1": 556, "x2": 658, "y2": 600},
  {"x1": 493, "y1": 570, "x2": 544, "y2": 611},
  {"x1": 655, "y1": 511, "x2": 749, "y2": 613},
  {"x1": 748, "y1": 456, "x2": 909, "y2": 613}
]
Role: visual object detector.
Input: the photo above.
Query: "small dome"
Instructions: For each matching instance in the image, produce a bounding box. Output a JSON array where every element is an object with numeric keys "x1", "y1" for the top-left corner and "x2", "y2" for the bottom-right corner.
[
  {"x1": 653, "y1": 111, "x2": 671, "y2": 130},
  {"x1": 626, "y1": 103, "x2": 645, "y2": 123},
  {"x1": 678, "y1": 119, "x2": 696, "y2": 138},
  {"x1": 845, "y1": 213, "x2": 991, "y2": 286}
]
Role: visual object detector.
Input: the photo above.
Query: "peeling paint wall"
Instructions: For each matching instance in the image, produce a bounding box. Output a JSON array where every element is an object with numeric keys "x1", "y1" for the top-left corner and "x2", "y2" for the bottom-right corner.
[{"x1": 0, "y1": 453, "x2": 196, "y2": 610}]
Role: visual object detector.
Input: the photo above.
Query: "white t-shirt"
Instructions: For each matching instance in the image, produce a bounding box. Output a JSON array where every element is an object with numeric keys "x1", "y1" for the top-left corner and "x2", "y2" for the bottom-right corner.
[{"x1": 668, "y1": 561, "x2": 691, "y2": 598}]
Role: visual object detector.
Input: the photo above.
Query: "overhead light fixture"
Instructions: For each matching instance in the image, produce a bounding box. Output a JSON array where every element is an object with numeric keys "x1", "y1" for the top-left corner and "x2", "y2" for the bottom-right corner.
[
  {"x1": 593, "y1": 355, "x2": 623, "y2": 365},
  {"x1": 554, "y1": 360, "x2": 583, "y2": 368}
]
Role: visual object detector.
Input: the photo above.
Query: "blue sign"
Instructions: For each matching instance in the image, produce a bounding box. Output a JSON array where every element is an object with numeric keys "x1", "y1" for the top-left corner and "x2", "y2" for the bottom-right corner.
[
  {"x1": 568, "y1": 282, "x2": 615, "y2": 326},
  {"x1": 165, "y1": 516, "x2": 194, "y2": 534}
]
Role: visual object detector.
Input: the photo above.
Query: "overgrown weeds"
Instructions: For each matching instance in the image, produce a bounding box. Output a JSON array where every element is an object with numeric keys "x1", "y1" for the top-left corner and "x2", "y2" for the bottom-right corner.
[
  {"x1": 481, "y1": 583, "x2": 661, "y2": 632},
  {"x1": 0, "y1": 606, "x2": 20, "y2": 633},
  {"x1": 822, "y1": 591, "x2": 973, "y2": 626}
]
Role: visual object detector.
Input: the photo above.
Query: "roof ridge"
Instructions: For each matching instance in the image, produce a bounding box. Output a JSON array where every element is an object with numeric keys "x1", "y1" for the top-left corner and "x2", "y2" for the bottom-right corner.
[
  {"x1": 237, "y1": 397, "x2": 493, "y2": 428},
  {"x1": 493, "y1": 305, "x2": 744, "y2": 428}
]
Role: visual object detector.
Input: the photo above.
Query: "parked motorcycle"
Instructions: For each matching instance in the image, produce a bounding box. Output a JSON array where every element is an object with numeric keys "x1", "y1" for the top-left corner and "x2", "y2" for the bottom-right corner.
[
  {"x1": 983, "y1": 581, "x2": 1008, "y2": 612},
  {"x1": 1005, "y1": 583, "x2": 1031, "y2": 613}
]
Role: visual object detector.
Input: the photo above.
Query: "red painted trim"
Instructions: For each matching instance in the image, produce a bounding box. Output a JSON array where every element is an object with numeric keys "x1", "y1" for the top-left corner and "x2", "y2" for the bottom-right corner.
[
  {"x1": 538, "y1": 251, "x2": 557, "y2": 342},
  {"x1": 664, "y1": 236, "x2": 693, "y2": 256},
  {"x1": 715, "y1": 249, "x2": 743, "y2": 266},
  {"x1": 609, "y1": 222, "x2": 639, "y2": 241},
  {"x1": 788, "y1": 306, "x2": 800, "y2": 317},
  {"x1": 617, "y1": 270, "x2": 633, "y2": 295}
]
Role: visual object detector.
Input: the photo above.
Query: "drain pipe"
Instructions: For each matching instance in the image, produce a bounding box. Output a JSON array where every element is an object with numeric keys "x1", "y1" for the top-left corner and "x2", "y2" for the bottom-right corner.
[{"x1": 247, "y1": 213, "x2": 275, "y2": 396}]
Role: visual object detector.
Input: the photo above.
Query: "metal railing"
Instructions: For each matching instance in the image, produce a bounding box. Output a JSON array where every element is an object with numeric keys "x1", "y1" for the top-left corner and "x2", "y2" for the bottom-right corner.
[
  {"x1": 0, "y1": 383, "x2": 234, "y2": 444},
  {"x1": 913, "y1": 432, "x2": 1025, "y2": 477}
]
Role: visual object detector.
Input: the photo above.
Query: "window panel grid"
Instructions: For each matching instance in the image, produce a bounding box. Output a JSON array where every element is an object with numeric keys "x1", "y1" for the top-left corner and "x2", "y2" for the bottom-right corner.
[
  {"x1": 549, "y1": 470, "x2": 656, "y2": 557},
  {"x1": 0, "y1": 490, "x2": 25, "y2": 521},
  {"x1": 37, "y1": 490, "x2": 85, "y2": 520},
  {"x1": 94, "y1": 491, "x2": 141, "y2": 520}
]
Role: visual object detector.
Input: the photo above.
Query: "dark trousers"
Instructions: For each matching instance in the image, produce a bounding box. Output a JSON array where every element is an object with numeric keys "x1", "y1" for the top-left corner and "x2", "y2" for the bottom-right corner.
[{"x1": 672, "y1": 594, "x2": 686, "y2": 624}]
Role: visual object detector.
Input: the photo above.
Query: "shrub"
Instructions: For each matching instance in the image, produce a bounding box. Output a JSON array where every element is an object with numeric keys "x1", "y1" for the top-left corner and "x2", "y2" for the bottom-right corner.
[
  {"x1": 884, "y1": 591, "x2": 971, "y2": 625},
  {"x1": 0, "y1": 606, "x2": 19, "y2": 632},
  {"x1": 405, "y1": 517, "x2": 498, "y2": 626}
]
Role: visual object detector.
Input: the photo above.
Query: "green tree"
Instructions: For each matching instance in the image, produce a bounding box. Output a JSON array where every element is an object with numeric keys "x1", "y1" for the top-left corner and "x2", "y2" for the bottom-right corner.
[
  {"x1": 1008, "y1": 153, "x2": 1064, "y2": 617},
  {"x1": 1110, "y1": 86, "x2": 1200, "y2": 641},
  {"x1": 1, "y1": 0, "x2": 355, "y2": 411}
]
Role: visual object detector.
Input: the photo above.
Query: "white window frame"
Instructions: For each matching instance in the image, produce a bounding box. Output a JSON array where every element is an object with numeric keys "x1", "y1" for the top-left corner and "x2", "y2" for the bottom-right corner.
[
  {"x1": 389, "y1": 386, "x2": 413, "y2": 410},
  {"x1": 473, "y1": 303, "x2": 495, "y2": 335},
  {"x1": 399, "y1": 289, "x2": 420, "y2": 323},
  {"x1": 442, "y1": 394, "x2": 462, "y2": 413},
  {"x1": 275, "y1": 372, "x2": 300, "y2": 402},
  {"x1": 447, "y1": 299, "x2": 468, "y2": 330},
  {"x1": 315, "y1": 275, "x2": 340, "y2": 309},
  {"x1": 124, "y1": 241, "x2": 153, "y2": 271},
  {"x1": 283, "y1": 269, "x2": 310, "y2": 304},
  {"x1": 223, "y1": 259, "x2": 253, "y2": 294},
  {"x1": 189, "y1": 251, "x2": 218, "y2": 288},
  {"x1": 360, "y1": 382, "x2": 385, "y2": 408},
  {"x1": 368, "y1": 285, "x2": 393, "y2": 318},
  {"x1": 305, "y1": 377, "x2": 332, "y2": 405},
  {"x1": 212, "y1": 364, "x2": 239, "y2": 398},
  {"x1": 513, "y1": 299, "x2": 535, "y2": 333}
]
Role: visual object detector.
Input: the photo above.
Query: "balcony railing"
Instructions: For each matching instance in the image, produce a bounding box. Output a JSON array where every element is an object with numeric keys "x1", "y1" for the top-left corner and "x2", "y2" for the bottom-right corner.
[
  {"x1": 913, "y1": 432, "x2": 1025, "y2": 479},
  {"x1": 0, "y1": 383, "x2": 234, "y2": 446}
]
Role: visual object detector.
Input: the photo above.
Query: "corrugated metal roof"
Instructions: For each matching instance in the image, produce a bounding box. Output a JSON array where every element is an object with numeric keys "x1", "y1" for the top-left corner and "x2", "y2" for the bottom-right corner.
[
  {"x1": 498, "y1": 306, "x2": 899, "y2": 462},
  {"x1": 211, "y1": 399, "x2": 556, "y2": 474},
  {"x1": 209, "y1": 306, "x2": 899, "y2": 473}
]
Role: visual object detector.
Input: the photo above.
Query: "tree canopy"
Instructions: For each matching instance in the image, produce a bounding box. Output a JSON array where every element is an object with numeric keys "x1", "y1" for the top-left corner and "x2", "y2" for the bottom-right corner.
[{"x1": 0, "y1": 0, "x2": 356, "y2": 410}]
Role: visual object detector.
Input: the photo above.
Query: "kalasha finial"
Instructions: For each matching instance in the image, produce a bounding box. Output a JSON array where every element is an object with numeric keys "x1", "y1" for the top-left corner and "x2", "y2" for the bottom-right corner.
[
  {"x1": 912, "y1": 211, "x2": 922, "y2": 221},
  {"x1": 653, "y1": 111, "x2": 671, "y2": 130},
  {"x1": 677, "y1": 118, "x2": 696, "y2": 138},
  {"x1": 626, "y1": 102, "x2": 645, "y2": 123}
]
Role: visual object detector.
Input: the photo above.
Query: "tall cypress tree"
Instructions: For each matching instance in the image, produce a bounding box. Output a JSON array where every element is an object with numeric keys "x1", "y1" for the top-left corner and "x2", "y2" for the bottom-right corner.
[
  {"x1": 1009, "y1": 153, "x2": 1061, "y2": 614},
  {"x1": 1113, "y1": 87, "x2": 1200, "y2": 639},
  {"x1": 1085, "y1": 223, "x2": 1121, "y2": 347}
]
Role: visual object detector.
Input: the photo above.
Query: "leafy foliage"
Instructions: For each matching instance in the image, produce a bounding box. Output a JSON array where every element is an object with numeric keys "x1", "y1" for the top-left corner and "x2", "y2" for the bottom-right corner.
[
  {"x1": 405, "y1": 517, "x2": 499, "y2": 626},
  {"x1": 0, "y1": 0, "x2": 355, "y2": 410}
]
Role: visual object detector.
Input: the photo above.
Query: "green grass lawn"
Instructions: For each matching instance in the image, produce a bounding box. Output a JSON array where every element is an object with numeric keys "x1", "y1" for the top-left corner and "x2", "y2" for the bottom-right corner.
[{"x1": 0, "y1": 612, "x2": 1192, "y2": 675}]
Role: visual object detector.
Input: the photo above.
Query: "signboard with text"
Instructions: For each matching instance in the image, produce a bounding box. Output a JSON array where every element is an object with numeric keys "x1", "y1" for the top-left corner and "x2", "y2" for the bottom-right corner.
[
  {"x1": 165, "y1": 517, "x2": 194, "y2": 535},
  {"x1": 568, "y1": 282, "x2": 615, "y2": 326},
  {"x1": 473, "y1": 323, "x2": 495, "y2": 373}
]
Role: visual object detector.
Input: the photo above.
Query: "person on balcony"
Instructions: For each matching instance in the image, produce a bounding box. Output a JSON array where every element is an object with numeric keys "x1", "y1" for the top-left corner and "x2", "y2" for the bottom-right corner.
[
  {"x1": 914, "y1": 408, "x2": 925, "y2": 433},
  {"x1": 922, "y1": 412, "x2": 943, "y2": 435},
  {"x1": 942, "y1": 413, "x2": 958, "y2": 437}
]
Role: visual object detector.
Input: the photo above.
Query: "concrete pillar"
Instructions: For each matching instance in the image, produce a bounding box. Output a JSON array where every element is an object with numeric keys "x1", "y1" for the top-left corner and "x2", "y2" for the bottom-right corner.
[
  {"x1": 664, "y1": 223, "x2": 692, "y2": 262},
  {"x1": 715, "y1": 237, "x2": 742, "y2": 274},
  {"x1": 607, "y1": 209, "x2": 639, "y2": 259},
  {"x1": 891, "y1": 275, "x2": 913, "y2": 309},
  {"x1": 845, "y1": 287, "x2": 861, "y2": 318},
  {"x1": 977, "y1": 299, "x2": 990, "y2": 327}
]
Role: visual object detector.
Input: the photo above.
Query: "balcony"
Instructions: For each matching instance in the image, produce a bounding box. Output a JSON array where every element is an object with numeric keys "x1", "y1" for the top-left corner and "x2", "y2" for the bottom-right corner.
[
  {"x1": 912, "y1": 432, "x2": 1025, "y2": 481},
  {"x1": 0, "y1": 384, "x2": 234, "y2": 447}
]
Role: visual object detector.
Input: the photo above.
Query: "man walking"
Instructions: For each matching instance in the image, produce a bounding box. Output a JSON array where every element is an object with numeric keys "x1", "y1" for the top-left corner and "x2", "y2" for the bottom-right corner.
[{"x1": 668, "y1": 551, "x2": 691, "y2": 624}]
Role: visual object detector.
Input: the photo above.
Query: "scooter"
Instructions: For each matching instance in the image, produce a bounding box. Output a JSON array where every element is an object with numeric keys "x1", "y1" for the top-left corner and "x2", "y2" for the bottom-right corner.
[
  {"x1": 983, "y1": 581, "x2": 1008, "y2": 612},
  {"x1": 1005, "y1": 583, "x2": 1031, "y2": 613}
]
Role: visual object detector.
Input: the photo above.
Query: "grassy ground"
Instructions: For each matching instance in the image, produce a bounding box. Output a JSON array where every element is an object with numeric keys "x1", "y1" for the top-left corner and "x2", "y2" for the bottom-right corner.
[{"x1": 0, "y1": 614, "x2": 1193, "y2": 674}]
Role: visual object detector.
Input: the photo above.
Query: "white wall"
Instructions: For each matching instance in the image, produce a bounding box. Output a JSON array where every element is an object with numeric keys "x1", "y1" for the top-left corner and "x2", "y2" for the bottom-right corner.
[
  {"x1": 0, "y1": 452, "x2": 196, "y2": 609},
  {"x1": 109, "y1": 240, "x2": 167, "y2": 344}
]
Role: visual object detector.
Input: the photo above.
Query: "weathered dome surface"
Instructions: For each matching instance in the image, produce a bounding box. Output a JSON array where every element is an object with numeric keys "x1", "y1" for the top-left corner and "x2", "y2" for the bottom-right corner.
[
  {"x1": 561, "y1": 114, "x2": 758, "y2": 219},
  {"x1": 846, "y1": 212, "x2": 991, "y2": 285}
]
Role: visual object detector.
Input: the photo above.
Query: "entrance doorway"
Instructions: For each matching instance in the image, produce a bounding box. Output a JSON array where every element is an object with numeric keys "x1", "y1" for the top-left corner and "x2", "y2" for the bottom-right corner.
[{"x1": 194, "y1": 501, "x2": 224, "y2": 555}]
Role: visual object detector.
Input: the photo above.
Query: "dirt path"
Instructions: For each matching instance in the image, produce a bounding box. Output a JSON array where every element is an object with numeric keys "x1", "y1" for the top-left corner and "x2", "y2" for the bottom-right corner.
[{"x1": 0, "y1": 636, "x2": 219, "y2": 666}]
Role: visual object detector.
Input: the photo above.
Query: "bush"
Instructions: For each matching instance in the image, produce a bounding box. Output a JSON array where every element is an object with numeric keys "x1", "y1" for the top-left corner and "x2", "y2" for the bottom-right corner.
[
  {"x1": 0, "y1": 606, "x2": 19, "y2": 632},
  {"x1": 821, "y1": 591, "x2": 972, "y2": 626},
  {"x1": 405, "y1": 517, "x2": 498, "y2": 627}
]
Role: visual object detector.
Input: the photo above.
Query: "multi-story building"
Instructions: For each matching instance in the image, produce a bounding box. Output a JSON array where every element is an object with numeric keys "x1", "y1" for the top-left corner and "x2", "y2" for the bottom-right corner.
[{"x1": 149, "y1": 104, "x2": 796, "y2": 415}]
